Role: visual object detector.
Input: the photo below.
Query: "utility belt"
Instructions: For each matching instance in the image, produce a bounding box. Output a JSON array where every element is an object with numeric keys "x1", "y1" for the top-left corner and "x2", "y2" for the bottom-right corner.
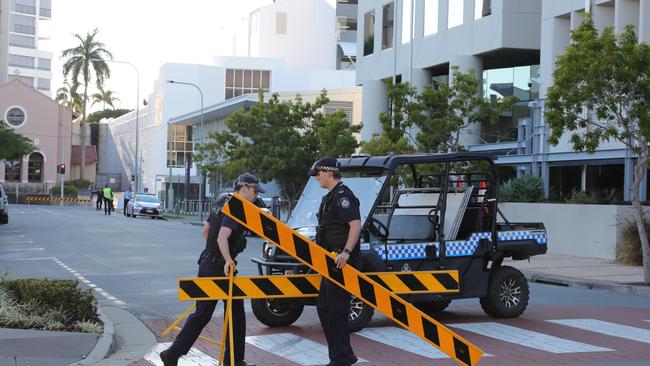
[{"x1": 197, "y1": 249, "x2": 238, "y2": 266}]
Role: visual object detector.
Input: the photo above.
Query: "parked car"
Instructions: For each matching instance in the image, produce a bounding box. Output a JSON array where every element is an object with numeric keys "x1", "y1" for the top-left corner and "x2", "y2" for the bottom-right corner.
[
  {"x1": 251, "y1": 152, "x2": 548, "y2": 331},
  {"x1": 126, "y1": 193, "x2": 164, "y2": 219},
  {"x1": 0, "y1": 184, "x2": 7, "y2": 224}
]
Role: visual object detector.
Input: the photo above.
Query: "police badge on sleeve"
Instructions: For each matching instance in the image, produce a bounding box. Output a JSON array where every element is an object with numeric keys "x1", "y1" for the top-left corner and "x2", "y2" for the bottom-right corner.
[{"x1": 339, "y1": 197, "x2": 351, "y2": 209}]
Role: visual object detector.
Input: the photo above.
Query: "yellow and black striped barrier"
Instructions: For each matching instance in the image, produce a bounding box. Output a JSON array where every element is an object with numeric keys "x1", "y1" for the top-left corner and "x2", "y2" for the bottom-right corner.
[
  {"x1": 222, "y1": 193, "x2": 484, "y2": 366},
  {"x1": 178, "y1": 270, "x2": 460, "y2": 301},
  {"x1": 26, "y1": 196, "x2": 92, "y2": 204}
]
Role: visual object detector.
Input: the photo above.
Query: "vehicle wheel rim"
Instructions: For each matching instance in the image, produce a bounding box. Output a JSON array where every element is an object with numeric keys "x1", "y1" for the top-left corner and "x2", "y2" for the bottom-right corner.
[
  {"x1": 266, "y1": 300, "x2": 292, "y2": 316},
  {"x1": 498, "y1": 278, "x2": 521, "y2": 308},
  {"x1": 349, "y1": 297, "x2": 364, "y2": 321}
]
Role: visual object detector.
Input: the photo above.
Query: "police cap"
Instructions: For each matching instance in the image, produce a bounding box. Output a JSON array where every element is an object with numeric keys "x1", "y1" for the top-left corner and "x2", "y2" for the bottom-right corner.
[
  {"x1": 234, "y1": 172, "x2": 266, "y2": 193},
  {"x1": 307, "y1": 157, "x2": 341, "y2": 176}
]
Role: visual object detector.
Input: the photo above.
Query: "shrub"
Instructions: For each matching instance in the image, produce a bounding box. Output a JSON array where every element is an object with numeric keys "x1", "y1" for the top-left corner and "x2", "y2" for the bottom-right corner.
[
  {"x1": 499, "y1": 174, "x2": 544, "y2": 203},
  {"x1": 3, "y1": 279, "x2": 99, "y2": 324},
  {"x1": 566, "y1": 190, "x2": 601, "y2": 204},
  {"x1": 68, "y1": 179, "x2": 92, "y2": 190},
  {"x1": 50, "y1": 185, "x2": 78, "y2": 196},
  {"x1": 616, "y1": 218, "x2": 645, "y2": 266}
]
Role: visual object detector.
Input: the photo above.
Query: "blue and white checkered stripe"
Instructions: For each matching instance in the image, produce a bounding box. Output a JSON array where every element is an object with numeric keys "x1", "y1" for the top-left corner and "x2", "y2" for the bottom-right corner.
[{"x1": 372, "y1": 230, "x2": 547, "y2": 261}]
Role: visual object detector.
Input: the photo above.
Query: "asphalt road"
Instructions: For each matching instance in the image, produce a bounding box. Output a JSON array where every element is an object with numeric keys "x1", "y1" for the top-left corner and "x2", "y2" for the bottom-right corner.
[{"x1": 2, "y1": 204, "x2": 650, "y2": 366}]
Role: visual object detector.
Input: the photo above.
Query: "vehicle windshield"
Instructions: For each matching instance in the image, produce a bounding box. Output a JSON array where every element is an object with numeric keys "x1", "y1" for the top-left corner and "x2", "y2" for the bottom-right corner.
[
  {"x1": 135, "y1": 195, "x2": 160, "y2": 203},
  {"x1": 287, "y1": 170, "x2": 388, "y2": 228}
]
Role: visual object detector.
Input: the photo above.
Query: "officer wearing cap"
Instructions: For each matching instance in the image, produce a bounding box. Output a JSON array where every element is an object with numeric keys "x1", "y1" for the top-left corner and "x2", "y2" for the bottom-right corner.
[
  {"x1": 309, "y1": 157, "x2": 362, "y2": 366},
  {"x1": 160, "y1": 173, "x2": 263, "y2": 366}
]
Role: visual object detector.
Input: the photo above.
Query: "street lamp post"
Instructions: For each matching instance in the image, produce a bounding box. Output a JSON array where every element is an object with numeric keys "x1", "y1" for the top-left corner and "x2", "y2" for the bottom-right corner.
[
  {"x1": 92, "y1": 59, "x2": 140, "y2": 193},
  {"x1": 166, "y1": 80, "x2": 205, "y2": 221}
]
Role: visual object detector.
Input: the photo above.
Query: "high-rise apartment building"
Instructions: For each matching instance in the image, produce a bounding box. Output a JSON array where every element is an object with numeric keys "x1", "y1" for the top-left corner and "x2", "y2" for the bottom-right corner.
[{"x1": 0, "y1": 0, "x2": 53, "y2": 96}]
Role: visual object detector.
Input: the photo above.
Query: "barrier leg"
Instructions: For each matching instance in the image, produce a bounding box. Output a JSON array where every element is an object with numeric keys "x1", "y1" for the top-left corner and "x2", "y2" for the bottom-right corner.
[
  {"x1": 161, "y1": 304, "x2": 196, "y2": 336},
  {"x1": 218, "y1": 263, "x2": 235, "y2": 366}
]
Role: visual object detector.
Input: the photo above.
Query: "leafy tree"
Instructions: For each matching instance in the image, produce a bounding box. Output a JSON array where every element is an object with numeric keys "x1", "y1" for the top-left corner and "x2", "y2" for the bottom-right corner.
[
  {"x1": 196, "y1": 90, "x2": 361, "y2": 211},
  {"x1": 545, "y1": 14, "x2": 650, "y2": 283},
  {"x1": 416, "y1": 67, "x2": 517, "y2": 152},
  {"x1": 360, "y1": 79, "x2": 418, "y2": 155},
  {"x1": 91, "y1": 87, "x2": 119, "y2": 110},
  {"x1": 61, "y1": 28, "x2": 113, "y2": 179},
  {"x1": 0, "y1": 121, "x2": 35, "y2": 160},
  {"x1": 55, "y1": 80, "x2": 83, "y2": 116},
  {"x1": 87, "y1": 108, "x2": 131, "y2": 123}
]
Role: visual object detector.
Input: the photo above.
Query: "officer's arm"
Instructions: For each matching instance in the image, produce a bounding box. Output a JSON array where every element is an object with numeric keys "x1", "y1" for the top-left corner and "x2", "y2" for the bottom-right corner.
[
  {"x1": 217, "y1": 226, "x2": 234, "y2": 263},
  {"x1": 202, "y1": 222, "x2": 210, "y2": 240},
  {"x1": 344, "y1": 219, "x2": 361, "y2": 252}
]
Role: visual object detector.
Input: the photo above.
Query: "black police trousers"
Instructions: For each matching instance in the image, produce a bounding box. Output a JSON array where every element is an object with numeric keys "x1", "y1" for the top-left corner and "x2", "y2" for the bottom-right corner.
[
  {"x1": 317, "y1": 278, "x2": 357, "y2": 366},
  {"x1": 167, "y1": 255, "x2": 245, "y2": 363}
]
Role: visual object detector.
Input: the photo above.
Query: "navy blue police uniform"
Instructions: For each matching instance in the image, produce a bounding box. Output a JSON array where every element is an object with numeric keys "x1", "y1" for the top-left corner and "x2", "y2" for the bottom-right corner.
[
  {"x1": 315, "y1": 176, "x2": 361, "y2": 366},
  {"x1": 160, "y1": 193, "x2": 253, "y2": 366}
]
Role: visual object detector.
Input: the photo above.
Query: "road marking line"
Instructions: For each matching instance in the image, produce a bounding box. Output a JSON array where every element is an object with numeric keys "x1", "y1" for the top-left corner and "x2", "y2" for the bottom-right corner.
[
  {"x1": 34, "y1": 208, "x2": 57, "y2": 215},
  {"x1": 245, "y1": 333, "x2": 367, "y2": 365},
  {"x1": 0, "y1": 247, "x2": 42, "y2": 251},
  {"x1": 88, "y1": 284, "x2": 97, "y2": 288},
  {"x1": 0, "y1": 241, "x2": 35, "y2": 244},
  {"x1": 449, "y1": 322, "x2": 613, "y2": 353},
  {"x1": 51, "y1": 258, "x2": 127, "y2": 307},
  {"x1": 144, "y1": 342, "x2": 217, "y2": 365},
  {"x1": 548, "y1": 319, "x2": 650, "y2": 345},
  {"x1": 357, "y1": 326, "x2": 449, "y2": 359}
]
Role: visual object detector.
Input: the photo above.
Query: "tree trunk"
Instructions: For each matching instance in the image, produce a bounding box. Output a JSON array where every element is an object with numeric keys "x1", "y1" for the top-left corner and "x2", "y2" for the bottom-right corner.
[
  {"x1": 80, "y1": 83, "x2": 88, "y2": 180},
  {"x1": 631, "y1": 155, "x2": 650, "y2": 284}
]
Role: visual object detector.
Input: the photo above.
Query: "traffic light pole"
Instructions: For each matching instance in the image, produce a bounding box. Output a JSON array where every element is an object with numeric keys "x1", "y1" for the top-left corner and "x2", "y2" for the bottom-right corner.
[{"x1": 59, "y1": 117, "x2": 65, "y2": 206}]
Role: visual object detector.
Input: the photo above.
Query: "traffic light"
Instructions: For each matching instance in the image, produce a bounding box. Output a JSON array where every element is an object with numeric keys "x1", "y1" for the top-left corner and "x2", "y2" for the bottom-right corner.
[{"x1": 57, "y1": 163, "x2": 65, "y2": 174}]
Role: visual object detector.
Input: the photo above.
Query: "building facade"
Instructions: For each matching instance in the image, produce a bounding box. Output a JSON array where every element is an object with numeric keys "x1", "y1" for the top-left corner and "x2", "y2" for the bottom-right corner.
[
  {"x1": 0, "y1": 0, "x2": 53, "y2": 96},
  {"x1": 0, "y1": 80, "x2": 71, "y2": 196},
  {"x1": 356, "y1": 0, "x2": 649, "y2": 202}
]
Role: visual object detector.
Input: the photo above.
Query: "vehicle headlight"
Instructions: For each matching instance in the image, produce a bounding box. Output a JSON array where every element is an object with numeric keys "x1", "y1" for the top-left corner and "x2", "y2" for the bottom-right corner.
[{"x1": 263, "y1": 242, "x2": 274, "y2": 258}]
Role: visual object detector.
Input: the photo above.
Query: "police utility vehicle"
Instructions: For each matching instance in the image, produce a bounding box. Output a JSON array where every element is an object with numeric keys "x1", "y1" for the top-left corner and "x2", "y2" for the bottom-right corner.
[{"x1": 251, "y1": 153, "x2": 547, "y2": 331}]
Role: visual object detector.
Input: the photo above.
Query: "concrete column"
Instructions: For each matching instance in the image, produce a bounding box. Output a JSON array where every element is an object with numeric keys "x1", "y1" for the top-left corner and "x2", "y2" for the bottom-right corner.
[
  {"x1": 581, "y1": 165, "x2": 587, "y2": 192},
  {"x1": 21, "y1": 156, "x2": 28, "y2": 183},
  {"x1": 592, "y1": 2, "x2": 615, "y2": 32},
  {"x1": 639, "y1": 0, "x2": 650, "y2": 43},
  {"x1": 624, "y1": 154, "x2": 634, "y2": 201},
  {"x1": 615, "y1": 0, "x2": 639, "y2": 35},
  {"x1": 541, "y1": 161, "x2": 550, "y2": 199},
  {"x1": 639, "y1": 168, "x2": 647, "y2": 202},
  {"x1": 450, "y1": 55, "x2": 483, "y2": 148},
  {"x1": 570, "y1": 10, "x2": 585, "y2": 31},
  {"x1": 0, "y1": 161, "x2": 5, "y2": 182},
  {"x1": 439, "y1": 0, "x2": 449, "y2": 31},
  {"x1": 360, "y1": 80, "x2": 388, "y2": 142},
  {"x1": 0, "y1": 0, "x2": 9, "y2": 84}
]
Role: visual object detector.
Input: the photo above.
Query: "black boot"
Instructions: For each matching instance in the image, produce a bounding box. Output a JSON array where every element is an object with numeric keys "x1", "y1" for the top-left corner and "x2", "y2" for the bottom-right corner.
[{"x1": 159, "y1": 349, "x2": 179, "y2": 366}]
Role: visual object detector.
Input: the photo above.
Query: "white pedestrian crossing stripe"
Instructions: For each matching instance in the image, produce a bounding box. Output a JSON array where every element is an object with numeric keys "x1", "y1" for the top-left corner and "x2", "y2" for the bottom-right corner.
[
  {"x1": 449, "y1": 322, "x2": 613, "y2": 353},
  {"x1": 245, "y1": 333, "x2": 366, "y2": 365},
  {"x1": 145, "y1": 342, "x2": 217, "y2": 365},
  {"x1": 357, "y1": 326, "x2": 450, "y2": 359},
  {"x1": 548, "y1": 319, "x2": 650, "y2": 345}
]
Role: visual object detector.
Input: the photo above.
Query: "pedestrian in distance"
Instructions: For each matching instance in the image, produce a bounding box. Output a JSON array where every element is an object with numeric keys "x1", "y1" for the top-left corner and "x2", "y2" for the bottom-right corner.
[
  {"x1": 159, "y1": 172, "x2": 264, "y2": 366},
  {"x1": 123, "y1": 188, "x2": 132, "y2": 216},
  {"x1": 102, "y1": 185, "x2": 113, "y2": 215},
  {"x1": 95, "y1": 188, "x2": 103, "y2": 211},
  {"x1": 309, "y1": 157, "x2": 362, "y2": 366}
]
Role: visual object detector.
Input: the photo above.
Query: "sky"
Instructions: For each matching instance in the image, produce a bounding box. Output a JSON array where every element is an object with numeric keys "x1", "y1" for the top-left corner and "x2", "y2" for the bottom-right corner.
[{"x1": 47, "y1": 0, "x2": 275, "y2": 111}]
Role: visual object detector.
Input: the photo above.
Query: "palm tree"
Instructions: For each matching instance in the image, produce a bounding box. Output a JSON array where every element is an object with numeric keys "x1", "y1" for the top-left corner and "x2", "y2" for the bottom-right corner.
[
  {"x1": 61, "y1": 28, "x2": 112, "y2": 179},
  {"x1": 55, "y1": 80, "x2": 83, "y2": 116},
  {"x1": 91, "y1": 87, "x2": 120, "y2": 110}
]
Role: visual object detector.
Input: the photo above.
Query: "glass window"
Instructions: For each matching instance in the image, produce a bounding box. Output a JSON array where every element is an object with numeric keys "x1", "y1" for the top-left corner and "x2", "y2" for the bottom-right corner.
[
  {"x1": 37, "y1": 78, "x2": 50, "y2": 91},
  {"x1": 276, "y1": 12, "x2": 287, "y2": 34},
  {"x1": 11, "y1": 13, "x2": 36, "y2": 34},
  {"x1": 8, "y1": 54, "x2": 35, "y2": 68},
  {"x1": 448, "y1": 0, "x2": 464, "y2": 28},
  {"x1": 167, "y1": 125, "x2": 193, "y2": 168},
  {"x1": 4, "y1": 160, "x2": 22, "y2": 182},
  {"x1": 226, "y1": 69, "x2": 234, "y2": 87},
  {"x1": 262, "y1": 70, "x2": 270, "y2": 89},
  {"x1": 224, "y1": 69, "x2": 271, "y2": 100},
  {"x1": 9, "y1": 75, "x2": 34, "y2": 86},
  {"x1": 364, "y1": 11, "x2": 375, "y2": 56},
  {"x1": 475, "y1": 0, "x2": 491, "y2": 19},
  {"x1": 252, "y1": 70, "x2": 261, "y2": 88},
  {"x1": 244, "y1": 69, "x2": 252, "y2": 89},
  {"x1": 235, "y1": 69, "x2": 243, "y2": 88},
  {"x1": 337, "y1": 0, "x2": 358, "y2": 4},
  {"x1": 382, "y1": 3, "x2": 394, "y2": 50},
  {"x1": 39, "y1": 0, "x2": 51, "y2": 17},
  {"x1": 9, "y1": 34, "x2": 35, "y2": 48},
  {"x1": 38, "y1": 58, "x2": 51, "y2": 71},
  {"x1": 424, "y1": 0, "x2": 439, "y2": 36},
  {"x1": 402, "y1": 0, "x2": 412, "y2": 44},
  {"x1": 11, "y1": 0, "x2": 36, "y2": 15},
  {"x1": 27, "y1": 153, "x2": 43, "y2": 183}
]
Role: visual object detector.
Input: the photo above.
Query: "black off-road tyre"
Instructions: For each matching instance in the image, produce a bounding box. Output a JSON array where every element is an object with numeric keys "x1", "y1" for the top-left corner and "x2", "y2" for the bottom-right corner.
[
  {"x1": 347, "y1": 296, "x2": 374, "y2": 332},
  {"x1": 415, "y1": 299, "x2": 451, "y2": 314},
  {"x1": 480, "y1": 265, "x2": 529, "y2": 318},
  {"x1": 251, "y1": 298, "x2": 304, "y2": 327}
]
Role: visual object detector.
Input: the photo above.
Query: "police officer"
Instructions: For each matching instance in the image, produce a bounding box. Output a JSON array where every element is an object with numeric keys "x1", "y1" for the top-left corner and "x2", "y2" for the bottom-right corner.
[
  {"x1": 102, "y1": 185, "x2": 113, "y2": 215},
  {"x1": 160, "y1": 173, "x2": 262, "y2": 366},
  {"x1": 309, "y1": 157, "x2": 362, "y2": 366}
]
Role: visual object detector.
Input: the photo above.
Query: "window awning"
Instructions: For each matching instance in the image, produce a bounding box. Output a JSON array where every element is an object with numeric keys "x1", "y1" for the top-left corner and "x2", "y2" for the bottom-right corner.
[{"x1": 338, "y1": 42, "x2": 356, "y2": 57}]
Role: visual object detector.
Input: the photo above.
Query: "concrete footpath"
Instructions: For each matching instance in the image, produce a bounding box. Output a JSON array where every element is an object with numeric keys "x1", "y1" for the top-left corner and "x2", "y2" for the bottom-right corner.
[{"x1": 0, "y1": 254, "x2": 647, "y2": 365}]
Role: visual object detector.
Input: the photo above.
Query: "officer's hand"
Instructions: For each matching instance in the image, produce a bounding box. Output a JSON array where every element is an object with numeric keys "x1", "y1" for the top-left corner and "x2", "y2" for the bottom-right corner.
[
  {"x1": 224, "y1": 260, "x2": 235, "y2": 276},
  {"x1": 334, "y1": 252, "x2": 349, "y2": 269}
]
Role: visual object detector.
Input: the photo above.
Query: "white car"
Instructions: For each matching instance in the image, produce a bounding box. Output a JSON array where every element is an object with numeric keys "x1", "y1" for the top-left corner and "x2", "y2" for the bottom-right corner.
[
  {"x1": 0, "y1": 184, "x2": 8, "y2": 224},
  {"x1": 126, "y1": 193, "x2": 164, "y2": 219}
]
